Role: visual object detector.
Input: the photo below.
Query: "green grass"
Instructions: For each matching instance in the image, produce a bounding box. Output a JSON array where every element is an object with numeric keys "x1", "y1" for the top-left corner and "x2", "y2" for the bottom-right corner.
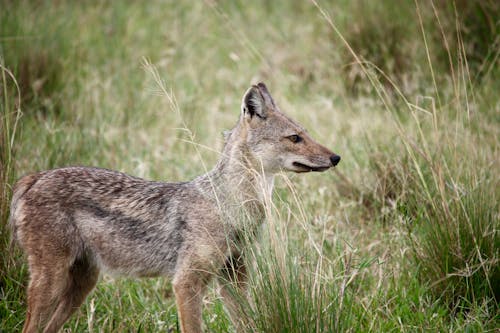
[{"x1": 1, "y1": 0, "x2": 499, "y2": 332}]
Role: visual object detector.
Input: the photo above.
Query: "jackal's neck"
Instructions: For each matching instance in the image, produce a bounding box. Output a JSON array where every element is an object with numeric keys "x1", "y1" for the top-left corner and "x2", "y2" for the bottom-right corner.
[{"x1": 198, "y1": 122, "x2": 275, "y2": 207}]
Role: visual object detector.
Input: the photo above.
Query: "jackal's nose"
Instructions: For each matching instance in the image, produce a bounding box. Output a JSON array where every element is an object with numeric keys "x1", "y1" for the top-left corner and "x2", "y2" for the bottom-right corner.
[{"x1": 330, "y1": 155, "x2": 341, "y2": 167}]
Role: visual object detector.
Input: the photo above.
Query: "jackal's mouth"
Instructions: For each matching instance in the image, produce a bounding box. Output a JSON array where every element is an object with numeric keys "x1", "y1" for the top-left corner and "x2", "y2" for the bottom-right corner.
[{"x1": 292, "y1": 162, "x2": 331, "y2": 173}]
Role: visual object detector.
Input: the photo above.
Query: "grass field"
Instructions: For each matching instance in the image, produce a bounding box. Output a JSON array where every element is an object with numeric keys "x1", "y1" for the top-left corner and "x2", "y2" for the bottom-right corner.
[{"x1": 1, "y1": 1, "x2": 499, "y2": 332}]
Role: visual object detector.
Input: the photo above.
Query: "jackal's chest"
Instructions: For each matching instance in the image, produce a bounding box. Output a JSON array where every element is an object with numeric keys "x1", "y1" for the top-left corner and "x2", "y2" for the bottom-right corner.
[
  {"x1": 220, "y1": 200, "x2": 265, "y2": 251},
  {"x1": 221, "y1": 197, "x2": 265, "y2": 224}
]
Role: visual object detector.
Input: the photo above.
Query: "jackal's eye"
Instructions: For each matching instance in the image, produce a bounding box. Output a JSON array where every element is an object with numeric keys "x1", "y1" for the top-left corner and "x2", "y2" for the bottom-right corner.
[{"x1": 288, "y1": 135, "x2": 302, "y2": 143}]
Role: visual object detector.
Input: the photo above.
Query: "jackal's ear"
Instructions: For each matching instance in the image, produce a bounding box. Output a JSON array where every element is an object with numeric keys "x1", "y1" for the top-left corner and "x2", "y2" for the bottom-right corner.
[{"x1": 241, "y1": 82, "x2": 275, "y2": 120}]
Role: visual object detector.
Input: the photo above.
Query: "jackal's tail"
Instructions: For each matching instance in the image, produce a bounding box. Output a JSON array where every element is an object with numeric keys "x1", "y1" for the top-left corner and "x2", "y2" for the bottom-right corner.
[{"x1": 9, "y1": 173, "x2": 40, "y2": 248}]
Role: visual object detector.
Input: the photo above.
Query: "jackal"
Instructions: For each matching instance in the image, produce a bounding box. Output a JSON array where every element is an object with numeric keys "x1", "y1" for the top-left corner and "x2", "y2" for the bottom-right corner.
[{"x1": 10, "y1": 83, "x2": 340, "y2": 333}]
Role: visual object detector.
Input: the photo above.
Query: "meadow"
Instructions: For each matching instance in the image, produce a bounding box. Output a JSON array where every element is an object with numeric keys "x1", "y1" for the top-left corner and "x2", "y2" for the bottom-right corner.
[{"x1": 1, "y1": 1, "x2": 498, "y2": 332}]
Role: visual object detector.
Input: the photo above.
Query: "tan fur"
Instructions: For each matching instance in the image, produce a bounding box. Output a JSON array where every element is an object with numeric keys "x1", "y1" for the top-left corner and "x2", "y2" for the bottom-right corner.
[{"x1": 10, "y1": 83, "x2": 340, "y2": 333}]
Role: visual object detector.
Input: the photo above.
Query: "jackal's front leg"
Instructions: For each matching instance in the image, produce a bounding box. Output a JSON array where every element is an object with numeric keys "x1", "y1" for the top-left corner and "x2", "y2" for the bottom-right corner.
[
  {"x1": 173, "y1": 268, "x2": 211, "y2": 333},
  {"x1": 218, "y1": 254, "x2": 248, "y2": 331}
]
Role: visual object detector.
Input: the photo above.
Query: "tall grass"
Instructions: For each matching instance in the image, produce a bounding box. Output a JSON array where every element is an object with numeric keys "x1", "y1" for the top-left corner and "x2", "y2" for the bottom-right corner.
[
  {"x1": 0, "y1": 62, "x2": 21, "y2": 246},
  {"x1": 1, "y1": 0, "x2": 498, "y2": 331},
  {"x1": 0, "y1": 59, "x2": 25, "y2": 332},
  {"x1": 221, "y1": 175, "x2": 363, "y2": 333},
  {"x1": 315, "y1": 0, "x2": 499, "y2": 321}
]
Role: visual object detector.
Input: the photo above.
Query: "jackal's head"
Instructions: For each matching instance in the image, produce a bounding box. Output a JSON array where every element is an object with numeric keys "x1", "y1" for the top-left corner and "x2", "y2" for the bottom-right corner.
[{"x1": 234, "y1": 82, "x2": 340, "y2": 174}]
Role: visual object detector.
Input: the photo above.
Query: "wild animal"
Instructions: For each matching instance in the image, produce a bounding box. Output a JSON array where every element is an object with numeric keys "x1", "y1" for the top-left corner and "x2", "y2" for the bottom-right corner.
[{"x1": 10, "y1": 83, "x2": 341, "y2": 333}]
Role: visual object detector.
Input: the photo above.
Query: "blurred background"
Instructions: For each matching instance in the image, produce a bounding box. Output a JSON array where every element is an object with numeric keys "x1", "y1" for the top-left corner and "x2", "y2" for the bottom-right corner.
[{"x1": 1, "y1": 1, "x2": 498, "y2": 331}]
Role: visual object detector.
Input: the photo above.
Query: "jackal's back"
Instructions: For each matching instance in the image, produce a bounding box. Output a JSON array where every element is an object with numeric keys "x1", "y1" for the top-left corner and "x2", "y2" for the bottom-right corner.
[{"x1": 10, "y1": 167, "x2": 197, "y2": 277}]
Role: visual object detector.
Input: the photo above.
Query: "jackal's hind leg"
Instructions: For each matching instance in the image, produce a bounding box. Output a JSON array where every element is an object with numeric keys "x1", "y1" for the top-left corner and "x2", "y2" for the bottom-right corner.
[
  {"x1": 43, "y1": 257, "x2": 99, "y2": 333},
  {"x1": 22, "y1": 263, "x2": 70, "y2": 333}
]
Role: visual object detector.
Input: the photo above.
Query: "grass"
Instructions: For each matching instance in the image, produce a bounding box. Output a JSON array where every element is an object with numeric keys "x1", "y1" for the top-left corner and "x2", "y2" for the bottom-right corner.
[{"x1": 1, "y1": 0, "x2": 499, "y2": 332}]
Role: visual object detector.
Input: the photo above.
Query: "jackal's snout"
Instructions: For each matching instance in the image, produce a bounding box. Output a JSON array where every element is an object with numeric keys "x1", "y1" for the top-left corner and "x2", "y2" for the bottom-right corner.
[{"x1": 290, "y1": 148, "x2": 341, "y2": 173}]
